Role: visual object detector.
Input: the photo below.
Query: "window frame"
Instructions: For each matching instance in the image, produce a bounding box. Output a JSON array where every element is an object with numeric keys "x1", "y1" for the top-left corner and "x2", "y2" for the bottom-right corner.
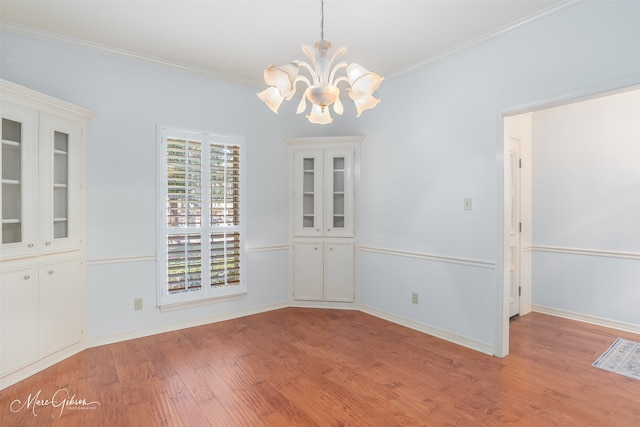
[{"x1": 157, "y1": 126, "x2": 246, "y2": 308}]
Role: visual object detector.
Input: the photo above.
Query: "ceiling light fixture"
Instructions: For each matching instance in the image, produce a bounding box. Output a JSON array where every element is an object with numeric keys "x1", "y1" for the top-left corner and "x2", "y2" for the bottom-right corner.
[{"x1": 257, "y1": 0, "x2": 383, "y2": 124}]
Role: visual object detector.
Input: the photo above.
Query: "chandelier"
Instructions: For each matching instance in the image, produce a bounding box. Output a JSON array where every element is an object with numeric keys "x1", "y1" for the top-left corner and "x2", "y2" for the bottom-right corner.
[{"x1": 257, "y1": 0, "x2": 383, "y2": 124}]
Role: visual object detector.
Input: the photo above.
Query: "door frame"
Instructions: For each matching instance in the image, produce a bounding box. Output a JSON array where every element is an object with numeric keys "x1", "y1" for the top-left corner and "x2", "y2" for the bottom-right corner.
[{"x1": 494, "y1": 75, "x2": 640, "y2": 357}]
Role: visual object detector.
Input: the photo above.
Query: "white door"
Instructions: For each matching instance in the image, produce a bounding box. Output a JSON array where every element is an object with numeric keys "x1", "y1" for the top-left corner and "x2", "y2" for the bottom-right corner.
[
  {"x1": 0, "y1": 264, "x2": 38, "y2": 375},
  {"x1": 324, "y1": 241, "x2": 354, "y2": 302},
  {"x1": 508, "y1": 137, "x2": 521, "y2": 317},
  {"x1": 39, "y1": 259, "x2": 83, "y2": 356},
  {"x1": 292, "y1": 240, "x2": 323, "y2": 300}
]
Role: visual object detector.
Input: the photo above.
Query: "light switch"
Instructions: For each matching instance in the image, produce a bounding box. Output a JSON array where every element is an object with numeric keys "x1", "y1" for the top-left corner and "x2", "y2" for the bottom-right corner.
[{"x1": 464, "y1": 198, "x2": 472, "y2": 211}]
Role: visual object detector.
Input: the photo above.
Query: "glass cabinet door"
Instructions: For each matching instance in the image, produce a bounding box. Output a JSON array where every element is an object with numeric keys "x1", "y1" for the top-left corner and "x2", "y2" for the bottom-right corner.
[
  {"x1": 1, "y1": 107, "x2": 37, "y2": 257},
  {"x1": 39, "y1": 115, "x2": 81, "y2": 253},
  {"x1": 53, "y1": 131, "x2": 69, "y2": 239},
  {"x1": 325, "y1": 148, "x2": 354, "y2": 237},
  {"x1": 2, "y1": 119, "x2": 22, "y2": 243},
  {"x1": 293, "y1": 149, "x2": 323, "y2": 236}
]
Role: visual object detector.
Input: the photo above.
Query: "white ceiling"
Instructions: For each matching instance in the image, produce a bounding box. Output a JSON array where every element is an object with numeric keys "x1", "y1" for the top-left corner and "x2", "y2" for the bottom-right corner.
[{"x1": 0, "y1": 0, "x2": 578, "y2": 87}]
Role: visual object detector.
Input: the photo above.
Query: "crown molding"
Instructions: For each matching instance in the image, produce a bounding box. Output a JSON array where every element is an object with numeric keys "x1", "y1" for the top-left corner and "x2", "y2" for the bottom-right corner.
[
  {"x1": 1, "y1": 78, "x2": 96, "y2": 119},
  {"x1": 385, "y1": 0, "x2": 587, "y2": 80},
  {"x1": 0, "y1": 21, "x2": 264, "y2": 88},
  {"x1": 1, "y1": 1, "x2": 587, "y2": 87}
]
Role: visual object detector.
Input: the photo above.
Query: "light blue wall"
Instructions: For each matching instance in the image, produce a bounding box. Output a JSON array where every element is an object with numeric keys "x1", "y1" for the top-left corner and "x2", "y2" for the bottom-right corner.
[
  {"x1": 355, "y1": 1, "x2": 640, "y2": 349},
  {"x1": 2, "y1": 0, "x2": 639, "y2": 351},
  {"x1": 0, "y1": 31, "x2": 315, "y2": 340},
  {"x1": 531, "y1": 90, "x2": 640, "y2": 325}
]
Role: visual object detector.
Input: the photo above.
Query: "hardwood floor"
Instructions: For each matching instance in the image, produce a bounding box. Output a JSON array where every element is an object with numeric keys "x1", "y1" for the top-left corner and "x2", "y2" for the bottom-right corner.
[{"x1": 1, "y1": 308, "x2": 639, "y2": 426}]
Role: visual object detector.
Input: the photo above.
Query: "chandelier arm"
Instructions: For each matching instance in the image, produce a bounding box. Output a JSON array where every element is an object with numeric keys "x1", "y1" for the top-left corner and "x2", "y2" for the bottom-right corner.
[
  {"x1": 332, "y1": 76, "x2": 350, "y2": 87},
  {"x1": 296, "y1": 61, "x2": 320, "y2": 86},
  {"x1": 300, "y1": 46, "x2": 320, "y2": 80},
  {"x1": 328, "y1": 47, "x2": 347, "y2": 70},
  {"x1": 328, "y1": 62, "x2": 348, "y2": 86},
  {"x1": 294, "y1": 75, "x2": 312, "y2": 89}
]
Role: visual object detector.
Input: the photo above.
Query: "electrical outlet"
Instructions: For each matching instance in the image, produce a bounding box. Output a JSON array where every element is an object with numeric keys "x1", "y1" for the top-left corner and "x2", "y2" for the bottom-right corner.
[
  {"x1": 411, "y1": 292, "x2": 419, "y2": 304},
  {"x1": 134, "y1": 298, "x2": 143, "y2": 311}
]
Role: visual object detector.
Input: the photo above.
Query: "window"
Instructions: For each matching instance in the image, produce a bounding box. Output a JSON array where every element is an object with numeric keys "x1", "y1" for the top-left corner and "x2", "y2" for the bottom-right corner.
[{"x1": 158, "y1": 127, "x2": 245, "y2": 307}]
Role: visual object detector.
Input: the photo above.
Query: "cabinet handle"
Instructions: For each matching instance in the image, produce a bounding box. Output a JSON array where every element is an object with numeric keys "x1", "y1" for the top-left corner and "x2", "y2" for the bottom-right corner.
[
  {"x1": 49, "y1": 270, "x2": 55, "y2": 275},
  {"x1": 45, "y1": 241, "x2": 51, "y2": 246},
  {"x1": 24, "y1": 274, "x2": 31, "y2": 280}
]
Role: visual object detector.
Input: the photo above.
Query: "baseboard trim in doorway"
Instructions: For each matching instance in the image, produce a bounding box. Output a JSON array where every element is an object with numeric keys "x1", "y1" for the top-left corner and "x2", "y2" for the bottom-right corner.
[
  {"x1": 359, "y1": 304, "x2": 494, "y2": 356},
  {"x1": 532, "y1": 305, "x2": 640, "y2": 335}
]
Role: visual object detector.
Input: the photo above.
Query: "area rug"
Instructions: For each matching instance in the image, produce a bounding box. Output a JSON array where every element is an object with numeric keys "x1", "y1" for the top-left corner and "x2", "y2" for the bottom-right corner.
[{"x1": 592, "y1": 337, "x2": 640, "y2": 380}]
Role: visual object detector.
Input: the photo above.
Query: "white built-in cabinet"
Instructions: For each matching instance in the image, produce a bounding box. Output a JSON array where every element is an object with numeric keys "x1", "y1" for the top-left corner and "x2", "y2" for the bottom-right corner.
[
  {"x1": 0, "y1": 80, "x2": 94, "y2": 386},
  {"x1": 293, "y1": 239, "x2": 354, "y2": 301},
  {"x1": 286, "y1": 137, "x2": 362, "y2": 303}
]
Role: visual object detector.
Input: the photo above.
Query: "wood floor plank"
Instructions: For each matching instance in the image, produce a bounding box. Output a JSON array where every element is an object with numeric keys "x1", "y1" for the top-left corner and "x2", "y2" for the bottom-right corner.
[
  {"x1": 146, "y1": 379, "x2": 186, "y2": 427},
  {"x1": 98, "y1": 380, "x2": 130, "y2": 427},
  {"x1": 197, "y1": 395, "x2": 246, "y2": 427},
  {"x1": 169, "y1": 388, "x2": 213, "y2": 426},
  {"x1": 124, "y1": 401, "x2": 158, "y2": 427},
  {"x1": 1, "y1": 308, "x2": 640, "y2": 426}
]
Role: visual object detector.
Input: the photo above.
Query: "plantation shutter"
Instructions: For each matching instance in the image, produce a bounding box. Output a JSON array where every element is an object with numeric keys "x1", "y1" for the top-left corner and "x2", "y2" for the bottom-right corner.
[
  {"x1": 159, "y1": 129, "x2": 245, "y2": 306},
  {"x1": 209, "y1": 142, "x2": 241, "y2": 288}
]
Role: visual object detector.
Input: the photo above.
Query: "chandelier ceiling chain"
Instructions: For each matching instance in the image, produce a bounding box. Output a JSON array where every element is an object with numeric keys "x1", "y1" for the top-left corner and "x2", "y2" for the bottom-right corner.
[
  {"x1": 257, "y1": 0, "x2": 383, "y2": 124},
  {"x1": 320, "y1": 0, "x2": 324, "y2": 41}
]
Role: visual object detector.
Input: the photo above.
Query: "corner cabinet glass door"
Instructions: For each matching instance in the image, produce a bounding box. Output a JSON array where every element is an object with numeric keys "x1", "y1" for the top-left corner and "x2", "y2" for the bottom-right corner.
[
  {"x1": 325, "y1": 149, "x2": 354, "y2": 237},
  {"x1": 1, "y1": 106, "x2": 37, "y2": 257},
  {"x1": 293, "y1": 149, "x2": 323, "y2": 236},
  {"x1": 292, "y1": 147, "x2": 354, "y2": 238},
  {"x1": 39, "y1": 115, "x2": 81, "y2": 253}
]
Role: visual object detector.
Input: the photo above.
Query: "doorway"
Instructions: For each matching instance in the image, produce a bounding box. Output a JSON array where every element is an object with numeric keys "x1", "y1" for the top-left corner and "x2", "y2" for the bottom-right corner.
[{"x1": 497, "y1": 83, "x2": 640, "y2": 357}]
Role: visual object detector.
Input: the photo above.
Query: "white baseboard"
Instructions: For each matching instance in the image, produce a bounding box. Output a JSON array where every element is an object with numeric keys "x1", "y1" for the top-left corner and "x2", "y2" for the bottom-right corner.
[
  {"x1": 0, "y1": 341, "x2": 85, "y2": 390},
  {"x1": 6, "y1": 300, "x2": 636, "y2": 391},
  {"x1": 86, "y1": 301, "x2": 290, "y2": 349},
  {"x1": 532, "y1": 305, "x2": 640, "y2": 335},
  {"x1": 0, "y1": 301, "x2": 289, "y2": 390},
  {"x1": 519, "y1": 304, "x2": 533, "y2": 315},
  {"x1": 359, "y1": 304, "x2": 494, "y2": 356},
  {"x1": 289, "y1": 300, "x2": 358, "y2": 310}
]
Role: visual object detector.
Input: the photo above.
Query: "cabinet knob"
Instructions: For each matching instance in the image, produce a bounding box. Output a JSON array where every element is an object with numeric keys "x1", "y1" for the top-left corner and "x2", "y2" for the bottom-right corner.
[
  {"x1": 24, "y1": 274, "x2": 31, "y2": 280},
  {"x1": 329, "y1": 247, "x2": 334, "y2": 251},
  {"x1": 28, "y1": 243, "x2": 34, "y2": 248},
  {"x1": 314, "y1": 247, "x2": 318, "y2": 251},
  {"x1": 49, "y1": 270, "x2": 55, "y2": 275},
  {"x1": 45, "y1": 241, "x2": 51, "y2": 246},
  {"x1": 316, "y1": 229, "x2": 320, "y2": 232}
]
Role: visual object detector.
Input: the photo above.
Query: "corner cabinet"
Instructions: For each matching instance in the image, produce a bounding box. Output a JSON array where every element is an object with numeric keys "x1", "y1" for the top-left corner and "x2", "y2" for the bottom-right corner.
[
  {"x1": 0, "y1": 80, "x2": 95, "y2": 388},
  {"x1": 286, "y1": 137, "x2": 362, "y2": 304}
]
